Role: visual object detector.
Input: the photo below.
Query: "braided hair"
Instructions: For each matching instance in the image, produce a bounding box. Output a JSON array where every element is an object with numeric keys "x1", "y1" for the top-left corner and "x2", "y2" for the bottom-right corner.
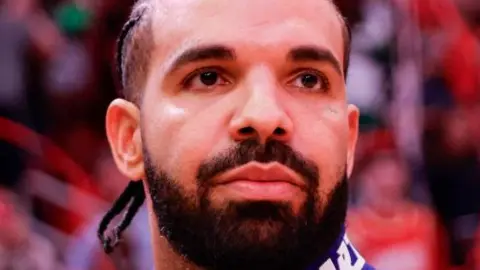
[
  {"x1": 98, "y1": 181, "x2": 145, "y2": 253},
  {"x1": 97, "y1": 0, "x2": 151, "y2": 254},
  {"x1": 115, "y1": 0, "x2": 154, "y2": 102}
]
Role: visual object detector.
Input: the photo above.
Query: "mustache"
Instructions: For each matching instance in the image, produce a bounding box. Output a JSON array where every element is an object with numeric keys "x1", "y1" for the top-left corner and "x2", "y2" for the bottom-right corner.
[{"x1": 196, "y1": 139, "x2": 319, "y2": 187}]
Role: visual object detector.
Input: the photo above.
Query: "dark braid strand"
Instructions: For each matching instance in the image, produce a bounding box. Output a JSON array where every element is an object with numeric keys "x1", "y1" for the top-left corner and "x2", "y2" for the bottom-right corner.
[
  {"x1": 116, "y1": 15, "x2": 144, "y2": 91},
  {"x1": 98, "y1": 181, "x2": 145, "y2": 253}
]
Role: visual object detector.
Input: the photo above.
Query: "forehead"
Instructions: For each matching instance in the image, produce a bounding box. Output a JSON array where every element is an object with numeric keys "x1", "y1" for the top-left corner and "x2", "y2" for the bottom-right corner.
[{"x1": 150, "y1": 0, "x2": 344, "y2": 66}]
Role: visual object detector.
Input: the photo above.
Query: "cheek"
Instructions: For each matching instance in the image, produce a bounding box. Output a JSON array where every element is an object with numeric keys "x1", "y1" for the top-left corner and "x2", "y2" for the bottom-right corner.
[
  {"x1": 142, "y1": 103, "x2": 186, "y2": 166},
  {"x1": 142, "y1": 99, "x2": 232, "y2": 193},
  {"x1": 292, "y1": 102, "x2": 348, "y2": 193}
]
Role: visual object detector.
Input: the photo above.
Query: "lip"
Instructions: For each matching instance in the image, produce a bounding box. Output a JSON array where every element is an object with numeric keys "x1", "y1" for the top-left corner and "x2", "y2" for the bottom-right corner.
[{"x1": 213, "y1": 161, "x2": 306, "y2": 190}]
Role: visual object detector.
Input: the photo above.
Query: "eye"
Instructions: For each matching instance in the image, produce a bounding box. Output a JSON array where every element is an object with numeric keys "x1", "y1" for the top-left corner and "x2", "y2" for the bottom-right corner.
[
  {"x1": 289, "y1": 70, "x2": 329, "y2": 92},
  {"x1": 182, "y1": 68, "x2": 230, "y2": 91}
]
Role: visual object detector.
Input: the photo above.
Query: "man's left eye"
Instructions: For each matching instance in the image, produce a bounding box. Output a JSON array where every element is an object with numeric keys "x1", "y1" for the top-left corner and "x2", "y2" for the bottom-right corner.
[{"x1": 289, "y1": 71, "x2": 329, "y2": 91}]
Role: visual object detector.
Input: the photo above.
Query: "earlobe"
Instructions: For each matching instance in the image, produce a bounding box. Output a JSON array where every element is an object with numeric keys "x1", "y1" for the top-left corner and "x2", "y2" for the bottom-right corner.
[
  {"x1": 105, "y1": 98, "x2": 145, "y2": 181},
  {"x1": 346, "y1": 104, "x2": 359, "y2": 177}
]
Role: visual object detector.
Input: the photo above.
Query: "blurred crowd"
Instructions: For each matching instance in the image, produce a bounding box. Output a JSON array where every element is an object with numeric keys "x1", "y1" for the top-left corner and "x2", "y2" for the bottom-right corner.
[{"x1": 0, "y1": 0, "x2": 479, "y2": 269}]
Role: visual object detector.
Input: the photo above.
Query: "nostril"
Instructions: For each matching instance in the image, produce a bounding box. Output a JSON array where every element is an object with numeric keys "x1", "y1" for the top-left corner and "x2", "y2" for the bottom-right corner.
[
  {"x1": 238, "y1": 126, "x2": 255, "y2": 135},
  {"x1": 273, "y1": 127, "x2": 286, "y2": 136}
]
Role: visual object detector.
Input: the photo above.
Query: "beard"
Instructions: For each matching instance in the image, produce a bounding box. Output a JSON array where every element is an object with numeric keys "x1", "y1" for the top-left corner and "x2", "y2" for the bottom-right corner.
[{"x1": 144, "y1": 139, "x2": 348, "y2": 270}]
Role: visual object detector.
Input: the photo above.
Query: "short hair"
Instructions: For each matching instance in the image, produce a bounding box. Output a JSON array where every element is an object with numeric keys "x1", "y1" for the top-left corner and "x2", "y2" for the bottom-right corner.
[
  {"x1": 116, "y1": 0, "x2": 153, "y2": 102},
  {"x1": 116, "y1": 0, "x2": 352, "y2": 102}
]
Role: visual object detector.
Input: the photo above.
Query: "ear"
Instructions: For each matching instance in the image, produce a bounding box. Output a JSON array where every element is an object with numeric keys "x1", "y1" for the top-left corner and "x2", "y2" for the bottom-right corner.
[
  {"x1": 346, "y1": 104, "x2": 359, "y2": 177},
  {"x1": 105, "y1": 98, "x2": 145, "y2": 181}
]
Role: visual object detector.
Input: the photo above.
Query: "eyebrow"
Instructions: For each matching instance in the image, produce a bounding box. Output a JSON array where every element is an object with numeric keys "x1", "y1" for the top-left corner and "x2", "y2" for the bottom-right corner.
[
  {"x1": 166, "y1": 44, "x2": 343, "y2": 77},
  {"x1": 167, "y1": 45, "x2": 236, "y2": 73},
  {"x1": 287, "y1": 46, "x2": 343, "y2": 77}
]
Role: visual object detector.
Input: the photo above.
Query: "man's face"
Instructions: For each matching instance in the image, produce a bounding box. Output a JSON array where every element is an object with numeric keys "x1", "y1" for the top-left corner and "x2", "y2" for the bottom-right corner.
[{"x1": 106, "y1": 0, "x2": 358, "y2": 269}]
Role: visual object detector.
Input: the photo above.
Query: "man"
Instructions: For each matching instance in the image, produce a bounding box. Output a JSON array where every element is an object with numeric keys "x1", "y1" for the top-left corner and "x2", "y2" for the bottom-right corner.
[{"x1": 99, "y1": 0, "x2": 373, "y2": 269}]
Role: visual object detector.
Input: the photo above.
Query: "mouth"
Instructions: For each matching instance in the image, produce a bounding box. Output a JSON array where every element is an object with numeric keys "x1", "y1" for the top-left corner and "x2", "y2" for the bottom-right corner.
[{"x1": 212, "y1": 162, "x2": 307, "y2": 201}]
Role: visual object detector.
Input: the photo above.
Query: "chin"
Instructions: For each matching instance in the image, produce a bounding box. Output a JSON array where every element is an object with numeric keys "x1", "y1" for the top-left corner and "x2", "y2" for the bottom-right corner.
[{"x1": 233, "y1": 219, "x2": 287, "y2": 244}]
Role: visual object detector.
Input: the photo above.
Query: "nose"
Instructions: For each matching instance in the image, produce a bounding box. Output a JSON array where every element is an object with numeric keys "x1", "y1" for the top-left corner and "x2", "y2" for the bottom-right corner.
[{"x1": 229, "y1": 71, "x2": 293, "y2": 144}]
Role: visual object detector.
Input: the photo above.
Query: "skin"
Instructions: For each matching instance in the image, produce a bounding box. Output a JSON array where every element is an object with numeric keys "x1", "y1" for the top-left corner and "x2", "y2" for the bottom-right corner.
[{"x1": 105, "y1": 0, "x2": 359, "y2": 269}]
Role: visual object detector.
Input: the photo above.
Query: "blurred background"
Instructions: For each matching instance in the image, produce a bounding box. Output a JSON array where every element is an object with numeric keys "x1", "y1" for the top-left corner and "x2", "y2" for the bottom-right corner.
[{"x1": 0, "y1": 0, "x2": 479, "y2": 269}]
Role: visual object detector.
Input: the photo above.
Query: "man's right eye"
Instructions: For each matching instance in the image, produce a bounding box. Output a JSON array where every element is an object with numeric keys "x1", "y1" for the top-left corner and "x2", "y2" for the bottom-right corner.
[{"x1": 181, "y1": 68, "x2": 231, "y2": 91}]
